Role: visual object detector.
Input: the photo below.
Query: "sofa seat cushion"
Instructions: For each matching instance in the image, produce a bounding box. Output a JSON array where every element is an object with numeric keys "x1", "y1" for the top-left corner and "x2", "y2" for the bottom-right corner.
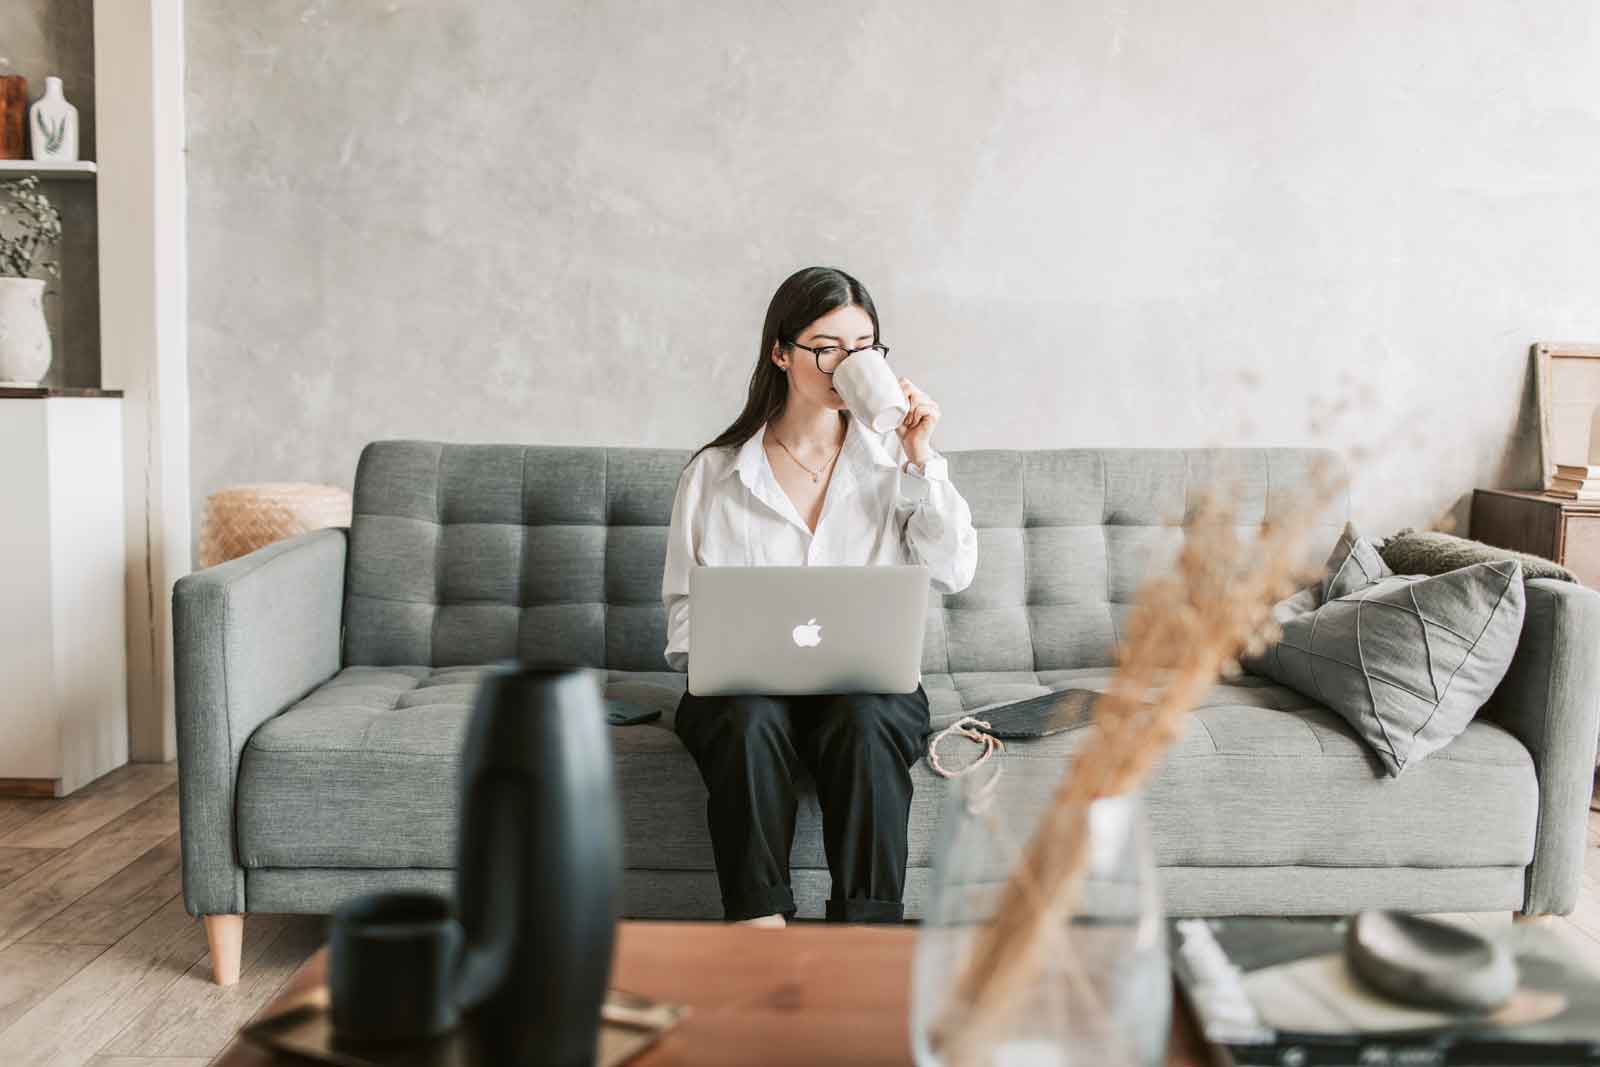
[
  {"x1": 235, "y1": 665, "x2": 1537, "y2": 876},
  {"x1": 1142, "y1": 674, "x2": 1535, "y2": 868},
  {"x1": 236, "y1": 664, "x2": 679, "y2": 869}
]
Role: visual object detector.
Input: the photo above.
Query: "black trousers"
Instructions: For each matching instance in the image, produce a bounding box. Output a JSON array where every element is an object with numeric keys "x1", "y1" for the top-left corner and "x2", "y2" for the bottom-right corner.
[{"x1": 673, "y1": 684, "x2": 931, "y2": 923}]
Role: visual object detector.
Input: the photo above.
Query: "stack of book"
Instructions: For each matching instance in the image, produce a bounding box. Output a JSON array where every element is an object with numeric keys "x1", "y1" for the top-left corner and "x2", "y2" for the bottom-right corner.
[
  {"x1": 1172, "y1": 916, "x2": 1600, "y2": 1065},
  {"x1": 1550, "y1": 465, "x2": 1600, "y2": 501}
]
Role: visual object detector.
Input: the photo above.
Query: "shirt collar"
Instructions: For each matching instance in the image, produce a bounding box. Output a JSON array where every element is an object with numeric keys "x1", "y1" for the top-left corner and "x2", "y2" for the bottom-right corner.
[{"x1": 724, "y1": 423, "x2": 767, "y2": 486}]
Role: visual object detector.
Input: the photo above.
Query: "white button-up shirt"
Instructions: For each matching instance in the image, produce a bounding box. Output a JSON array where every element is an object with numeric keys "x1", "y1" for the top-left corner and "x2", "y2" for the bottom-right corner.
[{"x1": 661, "y1": 413, "x2": 979, "y2": 672}]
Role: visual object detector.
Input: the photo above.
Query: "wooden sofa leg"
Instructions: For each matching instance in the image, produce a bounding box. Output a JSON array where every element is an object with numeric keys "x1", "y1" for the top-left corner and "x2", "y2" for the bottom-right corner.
[{"x1": 204, "y1": 914, "x2": 244, "y2": 985}]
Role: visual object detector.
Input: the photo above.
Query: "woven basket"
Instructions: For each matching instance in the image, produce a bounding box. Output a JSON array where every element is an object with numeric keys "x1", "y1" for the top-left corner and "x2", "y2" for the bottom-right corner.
[{"x1": 199, "y1": 482, "x2": 353, "y2": 568}]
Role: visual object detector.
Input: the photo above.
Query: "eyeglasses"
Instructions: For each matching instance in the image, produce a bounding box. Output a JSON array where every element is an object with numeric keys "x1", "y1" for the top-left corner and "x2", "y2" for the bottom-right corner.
[{"x1": 785, "y1": 340, "x2": 890, "y2": 375}]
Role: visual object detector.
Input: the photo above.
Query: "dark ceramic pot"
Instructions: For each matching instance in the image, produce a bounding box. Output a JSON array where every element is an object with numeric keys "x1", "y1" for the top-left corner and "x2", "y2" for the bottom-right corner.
[
  {"x1": 328, "y1": 667, "x2": 622, "y2": 1066},
  {"x1": 454, "y1": 666, "x2": 623, "y2": 1066}
]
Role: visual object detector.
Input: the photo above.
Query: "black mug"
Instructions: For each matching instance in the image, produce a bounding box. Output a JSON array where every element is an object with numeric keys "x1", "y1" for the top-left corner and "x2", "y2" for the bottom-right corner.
[{"x1": 328, "y1": 891, "x2": 463, "y2": 1044}]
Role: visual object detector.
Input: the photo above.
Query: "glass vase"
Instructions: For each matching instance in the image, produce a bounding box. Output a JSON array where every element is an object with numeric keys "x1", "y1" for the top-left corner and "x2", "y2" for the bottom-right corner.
[{"x1": 911, "y1": 772, "x2": 1170, "y2": 1067}]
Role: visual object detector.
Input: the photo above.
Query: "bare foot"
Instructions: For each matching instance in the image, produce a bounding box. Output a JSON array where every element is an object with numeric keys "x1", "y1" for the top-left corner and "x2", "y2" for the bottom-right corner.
[{"x1": 738, "y1": 914, "x2": 786, "y2": 928}]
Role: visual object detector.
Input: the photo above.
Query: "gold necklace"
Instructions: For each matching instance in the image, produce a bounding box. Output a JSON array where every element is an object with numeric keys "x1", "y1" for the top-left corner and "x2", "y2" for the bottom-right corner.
[{"x1": 773, "y1": 434, "x2": 842, "y2": 483}]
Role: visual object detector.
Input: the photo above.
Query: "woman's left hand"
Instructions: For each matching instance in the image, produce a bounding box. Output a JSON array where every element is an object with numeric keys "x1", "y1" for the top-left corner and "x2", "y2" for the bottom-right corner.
[{"x1": 895, "y1": 377, "x2": 941, "y2": 467}]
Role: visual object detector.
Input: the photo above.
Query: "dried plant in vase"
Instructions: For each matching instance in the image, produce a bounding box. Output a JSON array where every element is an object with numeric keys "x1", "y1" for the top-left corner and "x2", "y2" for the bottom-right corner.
[
  {"x1": 926, "y1": 458, "x2": 1346, "y2": 1066},
  {"x1": 0, "y1": 175, "x2": 62, "y2": 279}
]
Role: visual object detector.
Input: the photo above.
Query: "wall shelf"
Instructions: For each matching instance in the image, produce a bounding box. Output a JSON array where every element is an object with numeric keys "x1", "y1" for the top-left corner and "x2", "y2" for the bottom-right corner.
[
  {"x1": 0, "y1": 386, "x2": 124, "y2": 399},
  {"x1": 0, "y1": 159, "x2": 97, "y2": 180}
]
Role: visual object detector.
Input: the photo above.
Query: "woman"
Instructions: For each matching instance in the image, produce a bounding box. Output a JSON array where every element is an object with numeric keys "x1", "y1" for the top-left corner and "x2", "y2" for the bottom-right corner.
[{"x1": 660, "y1": 266, "x2": 978, "y2": 927}]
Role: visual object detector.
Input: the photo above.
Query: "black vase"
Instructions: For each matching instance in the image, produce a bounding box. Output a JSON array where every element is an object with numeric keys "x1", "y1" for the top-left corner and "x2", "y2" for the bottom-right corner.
[{"x1": 453, "y1": 666, "x2": 622, "y2": 1066}]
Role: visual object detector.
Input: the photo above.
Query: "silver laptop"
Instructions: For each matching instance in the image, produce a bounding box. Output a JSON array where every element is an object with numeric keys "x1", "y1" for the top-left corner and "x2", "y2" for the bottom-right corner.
[{"x1": 687, "y1": 565, "x2": 930, "y2": 697}]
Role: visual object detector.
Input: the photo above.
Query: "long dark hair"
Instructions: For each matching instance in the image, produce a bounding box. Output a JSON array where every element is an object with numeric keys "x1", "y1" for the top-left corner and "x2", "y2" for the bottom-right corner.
[{"x1": 687, "y1": 266, "x2": 881, "y2": 468}]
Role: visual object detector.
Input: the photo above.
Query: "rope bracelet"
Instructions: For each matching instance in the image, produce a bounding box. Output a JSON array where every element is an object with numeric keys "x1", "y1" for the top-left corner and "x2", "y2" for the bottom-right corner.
[
  {"x1": 926, "y1": 714, "x2": 1005, "y2": 778},
  {"x1": 927, "y1": 715, "x2": 1006, "y2": 812}
]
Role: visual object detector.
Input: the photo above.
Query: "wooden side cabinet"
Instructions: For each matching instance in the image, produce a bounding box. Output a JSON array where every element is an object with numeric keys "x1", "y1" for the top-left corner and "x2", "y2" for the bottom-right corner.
[
  {"x1": 1470, "y1": 489, "x2": 1600, "y2": 587},
  {"x1": 0, "y1": 389, "x2": 129, "y2": 796}
]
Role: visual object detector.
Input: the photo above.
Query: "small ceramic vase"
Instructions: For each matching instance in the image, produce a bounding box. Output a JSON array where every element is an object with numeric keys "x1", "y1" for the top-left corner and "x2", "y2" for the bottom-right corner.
[{"x1": 30, "y1": 77, "x2": 78, "y2": 163}]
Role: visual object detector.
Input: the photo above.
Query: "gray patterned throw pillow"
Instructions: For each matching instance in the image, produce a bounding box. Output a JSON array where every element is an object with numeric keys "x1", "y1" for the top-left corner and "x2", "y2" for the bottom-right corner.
[{"x1": 1244, "y1": 523, "x2": 1526, "y2": 777}]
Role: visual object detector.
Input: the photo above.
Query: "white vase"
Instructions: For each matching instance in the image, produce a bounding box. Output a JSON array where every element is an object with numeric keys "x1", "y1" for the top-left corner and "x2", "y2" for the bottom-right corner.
[
  {"x1": 29, "y1": 77, "x2": 78, "y2": 163},
  {"x1": 0, "y1": 278, "x2": 52, "y2": 385}
]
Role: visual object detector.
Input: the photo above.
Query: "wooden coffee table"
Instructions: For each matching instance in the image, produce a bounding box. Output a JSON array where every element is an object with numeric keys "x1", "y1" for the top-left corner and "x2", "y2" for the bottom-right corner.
[{"x1": 216, "y1": 920, "x2": 1205, "y2": 1066}]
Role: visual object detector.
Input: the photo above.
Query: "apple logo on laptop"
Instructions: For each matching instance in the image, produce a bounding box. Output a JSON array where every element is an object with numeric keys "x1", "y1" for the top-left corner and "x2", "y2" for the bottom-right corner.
[{"x1": 792, "y1": 618, "x2": 822, "y2": 648}]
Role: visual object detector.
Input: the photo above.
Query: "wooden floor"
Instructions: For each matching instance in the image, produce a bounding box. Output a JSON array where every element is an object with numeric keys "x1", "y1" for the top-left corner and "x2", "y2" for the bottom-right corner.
[{"x1": 0, "y1": 765, "x2": 1596, "y2": 1066}]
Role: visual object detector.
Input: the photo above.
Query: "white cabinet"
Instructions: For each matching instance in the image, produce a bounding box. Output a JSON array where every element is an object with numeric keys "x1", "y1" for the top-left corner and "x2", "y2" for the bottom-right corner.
[{"x1": 0, "y1": 391, "x2": 128, "y2": 796}]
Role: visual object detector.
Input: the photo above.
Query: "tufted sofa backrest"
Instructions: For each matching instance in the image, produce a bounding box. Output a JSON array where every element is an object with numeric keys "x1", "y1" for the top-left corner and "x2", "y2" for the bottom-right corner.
[{"x1": 342, "y1": 441, "x2": 1347, "y2": 673}]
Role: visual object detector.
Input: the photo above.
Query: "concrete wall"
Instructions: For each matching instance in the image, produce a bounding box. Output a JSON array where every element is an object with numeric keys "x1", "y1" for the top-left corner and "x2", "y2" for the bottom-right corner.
[
  {"x1": 185, "y1": 0, "x2": 1600, "y2": 548},
  {"x1": 0, "y1": 0, "x2": 99, "y2": 388}
]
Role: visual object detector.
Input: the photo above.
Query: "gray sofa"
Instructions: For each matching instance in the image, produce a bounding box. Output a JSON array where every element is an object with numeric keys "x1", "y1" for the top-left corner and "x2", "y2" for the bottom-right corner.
[{"x1": 174, "y1": 441, "x2": 1600, "y2": 978}]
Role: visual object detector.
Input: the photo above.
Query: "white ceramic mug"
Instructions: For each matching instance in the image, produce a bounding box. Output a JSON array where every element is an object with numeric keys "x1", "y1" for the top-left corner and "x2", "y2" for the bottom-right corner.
[{"x1": 832, "y1": 350, "x2": 909, "y2": 433}]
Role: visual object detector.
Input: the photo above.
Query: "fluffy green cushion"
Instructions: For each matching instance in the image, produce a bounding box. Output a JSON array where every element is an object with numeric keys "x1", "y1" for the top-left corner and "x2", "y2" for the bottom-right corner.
[
  {"x1": 1245, "y1": 522, "x2": 1526, "y2": 777},
  {"x1": 1378, "y1": 528, "x2": 1576, "y2": 584}
]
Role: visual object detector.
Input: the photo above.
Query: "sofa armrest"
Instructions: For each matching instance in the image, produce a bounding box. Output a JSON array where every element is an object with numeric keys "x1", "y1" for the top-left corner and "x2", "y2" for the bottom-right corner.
[
  {"x1": 173, "y1": 528, "x2": 347, "y2": 916},
  {"x1": 1481, "y1": 577, "x2": 1600, "y2": 916}
]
